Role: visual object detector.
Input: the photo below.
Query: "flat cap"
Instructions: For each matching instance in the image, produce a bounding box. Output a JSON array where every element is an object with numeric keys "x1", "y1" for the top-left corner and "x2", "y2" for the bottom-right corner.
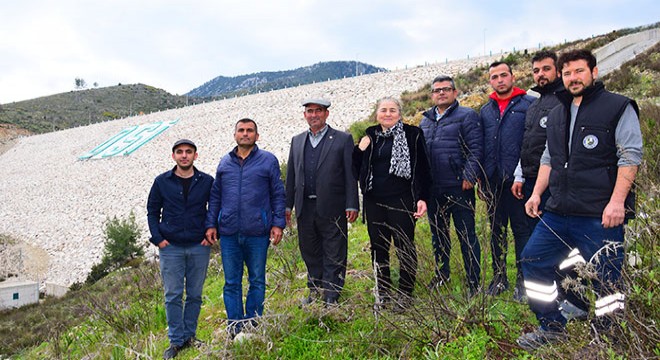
[
  {"x1": 172, "y1": 138, "x2": 197, "y2": 152},
  {"x1": 301, "y1": 98, "x2": 331, "y2": 108}
]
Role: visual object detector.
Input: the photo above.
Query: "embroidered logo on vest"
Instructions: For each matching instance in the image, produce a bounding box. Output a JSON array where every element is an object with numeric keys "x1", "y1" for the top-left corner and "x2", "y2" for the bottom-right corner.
[
  {"x1": 539, "y1": 116, "x2": 548, "y2": 129},
  {"x1": 583, "y1": 135, "x2": 599, "y2": 149}
]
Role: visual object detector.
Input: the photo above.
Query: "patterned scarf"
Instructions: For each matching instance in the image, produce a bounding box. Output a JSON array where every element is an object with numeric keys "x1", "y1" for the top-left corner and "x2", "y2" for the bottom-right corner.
[{"x1": 376, "y1": 120, "x2": 411, "y2": 180}]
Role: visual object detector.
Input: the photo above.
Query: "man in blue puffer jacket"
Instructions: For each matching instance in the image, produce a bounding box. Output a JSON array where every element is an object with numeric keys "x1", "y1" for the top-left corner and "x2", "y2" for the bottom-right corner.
[
  {"x1": 205, "y1": 118, "x2": 286, "y2": 338},
  {"x1": 479, "y1": 61, "x2": 535, "y2": 297},
  {"x1": 420, "y1": 75, "x2": 483, "y2": 295}
]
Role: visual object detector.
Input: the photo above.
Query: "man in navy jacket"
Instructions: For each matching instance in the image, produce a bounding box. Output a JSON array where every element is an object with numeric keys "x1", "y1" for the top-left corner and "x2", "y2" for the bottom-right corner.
[
  {"x1": 479, "y1": 62, "x2": 535, "y2": 298},
  {"x1": 205, "y1": 118, "x2": 286, "y2": 338},
  {"x1": 420, "y1": 75, "x2": 483, "y2": 295},
  {"x1": 147, "y1": 139, "x2": 214, "y2": 359}
]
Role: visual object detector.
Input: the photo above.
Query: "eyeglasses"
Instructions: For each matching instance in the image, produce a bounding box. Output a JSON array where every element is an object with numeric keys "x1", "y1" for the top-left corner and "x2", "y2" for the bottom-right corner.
[{"x1": 431, "y1": 87, "x2": 454, "y2": 94}]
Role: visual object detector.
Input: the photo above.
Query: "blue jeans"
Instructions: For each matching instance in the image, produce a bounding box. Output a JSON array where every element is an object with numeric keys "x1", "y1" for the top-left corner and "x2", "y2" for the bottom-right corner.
[
  {"x1": 521, "y1": 212, "x2": 624, "y2": 329},
  {"x1": 220, "y1": 234, "x2": 270, "y2": 333},
  {"x1": 159, "y1": 243, "x2": 211, "y2": 346},
  {"x1": 428, "y1": 186, "x2": 481, "y2": 291}
]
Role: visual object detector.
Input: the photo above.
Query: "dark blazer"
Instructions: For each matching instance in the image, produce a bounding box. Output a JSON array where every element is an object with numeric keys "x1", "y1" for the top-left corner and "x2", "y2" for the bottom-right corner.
[{"x1": 285, "y1": 125, "x2": 359, "y2": 219}]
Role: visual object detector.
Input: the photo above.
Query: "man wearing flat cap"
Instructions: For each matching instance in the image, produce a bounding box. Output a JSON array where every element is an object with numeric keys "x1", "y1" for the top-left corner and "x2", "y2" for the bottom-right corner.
[
  {"x1": 147, "y1": 139, "x2": 214, "y2": 359},
  {"x1": 285, "y1": 98, "x2": 359, "y2": 306}
]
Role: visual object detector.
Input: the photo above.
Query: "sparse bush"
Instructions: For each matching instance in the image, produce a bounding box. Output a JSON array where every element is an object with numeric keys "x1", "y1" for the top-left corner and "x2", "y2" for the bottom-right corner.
[{"x1": 86, "y1": 212, "x2": 144, "y2": 285}]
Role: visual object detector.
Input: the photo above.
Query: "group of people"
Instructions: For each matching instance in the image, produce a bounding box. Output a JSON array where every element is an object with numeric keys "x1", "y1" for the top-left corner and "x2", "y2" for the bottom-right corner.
[{"x1": 146, "y1": 48, "x2": 642, "y2": 358}]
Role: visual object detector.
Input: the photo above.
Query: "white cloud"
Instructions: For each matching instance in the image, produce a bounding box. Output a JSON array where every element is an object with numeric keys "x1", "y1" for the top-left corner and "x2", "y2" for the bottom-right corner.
[{"x1": 1, "y1": 0, "x2": 658, "y2": 103}]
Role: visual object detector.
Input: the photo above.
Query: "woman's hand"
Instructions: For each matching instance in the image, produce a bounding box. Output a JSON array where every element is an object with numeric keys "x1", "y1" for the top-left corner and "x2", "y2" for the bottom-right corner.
[{"x1": 358, "y1": 136, "x2": 371, "y2": 151}]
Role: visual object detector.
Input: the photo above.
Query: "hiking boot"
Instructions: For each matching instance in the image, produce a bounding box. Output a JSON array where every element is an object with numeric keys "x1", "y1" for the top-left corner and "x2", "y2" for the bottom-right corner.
[
  {"x1": 391, "y1": 294, "x2": 413, "y2": 314},
  {"x1": 427, "y1": 274, "x2": 448, "y2": 290},
  {"x1": 163, "y1": 344, "x2": 182, "y2": 359},
  {"x1": 324, "y1": 297, "x2": 339, "y2": 309},
  {"x1": 486, "y1": 278, "x2": 509, "y2": 296},
  {"x1": 517, "y1": 326, "x2": 567, "y2": 351},
  {"x1": 182, "y1": 337, "x2": 203, "y2": 349},
  {"x1": 300, "y1": 290, "x2": 320, "y2": 307},
  {"x1": 513, "y1": 281, "x2": 527, "y2": 302},
  {"x1": 559, "y1": 299, "x2": 588, "y2": 321}
]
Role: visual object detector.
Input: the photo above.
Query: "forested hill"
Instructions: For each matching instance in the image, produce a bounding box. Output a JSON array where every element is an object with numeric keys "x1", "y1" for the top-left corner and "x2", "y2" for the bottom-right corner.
[
  {"x1": 0, "y1": 84, "x2": 193, "y2": 134},
  {"x1": 186, "y1": 60, "x2": 387, "y2": 98}
]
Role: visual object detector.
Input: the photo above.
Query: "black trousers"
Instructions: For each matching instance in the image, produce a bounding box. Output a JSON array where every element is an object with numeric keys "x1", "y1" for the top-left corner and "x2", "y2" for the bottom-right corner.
[
  {"x1": 297, "y1": 198, "x2": 348, "y2": 301},
  {"x1": 364, "y1": 193, "x2": 417, "y2": 297},
  {"x1": 486, "y1": 178, "x2": 531, "y2": 281}
]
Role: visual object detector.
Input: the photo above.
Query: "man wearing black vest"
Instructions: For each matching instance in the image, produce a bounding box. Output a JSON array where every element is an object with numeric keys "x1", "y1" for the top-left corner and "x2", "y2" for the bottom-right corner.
[
  {"x1": 517, "y1": 49, "x2": 642, "y2": 351},
  {"x1": 511, "y1": 51, "x2": 590, "y2": 316},
  {"x1": 285, "y1": 98, "x2": 359, "y2": 306}
]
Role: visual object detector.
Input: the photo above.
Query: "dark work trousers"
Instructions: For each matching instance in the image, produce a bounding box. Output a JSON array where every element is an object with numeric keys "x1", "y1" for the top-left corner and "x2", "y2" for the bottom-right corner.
[
  {"x1": 523, "y1": 178, "x2": 589, "y2": 311},
  {"x1": 521, "y1": 212, "x2": 624, "y2": 329},
  {"x1": 428, "y1": 186, "x2": 481, "y2": 291},
  {"x1": 297, "y1": 198, "x2": 348, "y2": 302},
  {"x1": 364, "y1": 192, "x2": 418, "y2": 298},
  {"x1": 486, "y1": 178, "x2": 531, "y2": 283}
]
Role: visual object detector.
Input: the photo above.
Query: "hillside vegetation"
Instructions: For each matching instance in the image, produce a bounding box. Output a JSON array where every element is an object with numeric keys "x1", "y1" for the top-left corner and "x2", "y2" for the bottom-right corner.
[
  {"x1": 1, "y1": 26, "x2": 659, "y2": 359},
  {"x1": 0, "y1": 84, "x2": 194, "y2": 134}
]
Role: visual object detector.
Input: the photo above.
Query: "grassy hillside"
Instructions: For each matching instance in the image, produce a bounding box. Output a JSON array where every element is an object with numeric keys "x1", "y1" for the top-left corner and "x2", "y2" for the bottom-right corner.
[
  {"x1": 0, "y1": 84, "x2": 197, "y2": 134},
  {"x1": 1, "y1": 27, "x2": 659, "y2": 359}
]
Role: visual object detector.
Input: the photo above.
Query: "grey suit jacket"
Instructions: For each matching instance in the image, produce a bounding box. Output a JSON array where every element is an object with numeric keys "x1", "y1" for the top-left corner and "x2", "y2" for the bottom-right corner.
[{"x1": 285, "y1": 126, "x2": 359, "y2": 219}]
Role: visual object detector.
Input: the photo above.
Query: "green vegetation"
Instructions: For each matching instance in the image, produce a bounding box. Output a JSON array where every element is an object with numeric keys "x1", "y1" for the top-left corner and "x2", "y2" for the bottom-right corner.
[
  {"x1": 84, "y1": 212, "x2": 144, "y2": 286},
  {"x1": 1, "y1": 25, "x2": 660, "y2": 359},
  {"x1": 0, "y1": 84, "x2": 198, "y2": 134}
]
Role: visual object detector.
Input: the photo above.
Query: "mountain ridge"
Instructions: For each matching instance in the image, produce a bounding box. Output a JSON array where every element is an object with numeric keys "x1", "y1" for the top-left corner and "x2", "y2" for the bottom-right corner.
[{"x1": 186, "y1": 60, "x2": 387, "y2": 98}]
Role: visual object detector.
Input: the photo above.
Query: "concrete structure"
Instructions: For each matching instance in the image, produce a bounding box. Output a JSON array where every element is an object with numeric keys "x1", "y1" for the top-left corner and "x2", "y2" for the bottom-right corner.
[{"x1": 0, "y1": 280, "x2": 39, "y2": 310}]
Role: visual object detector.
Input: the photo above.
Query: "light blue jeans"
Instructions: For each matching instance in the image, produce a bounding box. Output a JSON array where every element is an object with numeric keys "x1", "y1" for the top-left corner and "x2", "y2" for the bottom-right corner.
[
  {"x1": 220, "y1": 234, "x2": 270, "y2": 334},
  {"x1": 159, "y1": 243, "x2": 210, "y2": 346}
]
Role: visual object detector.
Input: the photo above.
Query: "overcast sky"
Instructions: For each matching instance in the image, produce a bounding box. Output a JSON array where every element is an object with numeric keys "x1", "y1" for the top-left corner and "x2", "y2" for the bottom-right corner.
[{"x1": 1, "y1": 0, "x2": 658, "y2": 103}]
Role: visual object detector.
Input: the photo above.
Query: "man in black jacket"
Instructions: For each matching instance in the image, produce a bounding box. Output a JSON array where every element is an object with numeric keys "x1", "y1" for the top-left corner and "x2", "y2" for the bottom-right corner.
[
  {"x1": 512, "y1": 51, "x2": 590, "y2": 312},
  {"x1": 147, "y1": 139, "x2": 214, "y2": 359},
  {"x1": 517, "y1": 49, "x2": 642, "y2": 351}
]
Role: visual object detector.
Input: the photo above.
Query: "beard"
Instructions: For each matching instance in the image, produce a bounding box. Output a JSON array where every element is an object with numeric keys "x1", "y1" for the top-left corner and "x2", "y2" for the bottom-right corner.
[
  {"x1": 568, "y1": 81, "x2": 588, "y2": 96},
  {"x1": 177, "y1": 163, "x2": 193, "y2": 171}
]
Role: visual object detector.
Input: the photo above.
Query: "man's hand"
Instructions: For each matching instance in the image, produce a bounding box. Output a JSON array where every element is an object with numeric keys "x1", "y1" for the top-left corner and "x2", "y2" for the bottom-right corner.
[
  {"x1": 270, "y1": 226, "x2": 283, "y2": 245},
  {"x1": 205, "y1": 228, "x2": 218, "y2": 246},
  {"x1": 525, "y1": 194, "x2": 542, "y2": 218},
  {"x1": 346, "y1": 210, "x2": 358, "y2": 223},
  {"x1": 462, "y1": 179, "x2": 474, "y2": 191},
  {"x1": 285, "y1": 210, "x2": 292, "y2": 227},
  {"x1": 414, "y1": 200, "x2": 427, "y2": 219},
  {"x1": 476, "y1": 179, "x2": 488, "y2": 201},
  {"x1": 602, "y1": 200, "x2": 625, "y2": 228},
  {"x1": 157, "y1": 239, "x2": 170, "y2": 249},
  {"x1": 511, "y1": 181, "x2": 524, "y2": 200}
]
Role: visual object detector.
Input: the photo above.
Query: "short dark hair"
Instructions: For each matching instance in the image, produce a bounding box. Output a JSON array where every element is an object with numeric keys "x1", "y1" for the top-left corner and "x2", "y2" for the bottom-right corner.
[
  {"x1": 432, "y1": 75, "x2": 456, "y2": 89},
  {"x1": 235, "y1": 118, "x2": 258, "y2": 133},
  {"x1": 557, "y1": 49, "x2": 597, "y2": 72},
  {"x1": 531, "y1": 50, "x2": 557, "y2": 65},
  {"x1": 489, "y1": 61, "x2": 512, "y2": 74}
]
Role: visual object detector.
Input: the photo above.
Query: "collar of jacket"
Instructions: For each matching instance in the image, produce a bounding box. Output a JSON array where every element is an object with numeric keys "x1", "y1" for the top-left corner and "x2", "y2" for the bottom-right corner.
[
  {"x1": 229, "y1": 144, "x2": 260, "y2": 161},
  {"x1": 556, "y1": 81, "x2": 606, "y2": 107},
  {"x1": 166, "y1": 166, "x2": 200, "y2": 179},
  {"x1": 531, "y1": 77, "x2": 564, "y2": 96},
  {"x1": 424, "y1": 100, "x2": 459, "y2": 121}
]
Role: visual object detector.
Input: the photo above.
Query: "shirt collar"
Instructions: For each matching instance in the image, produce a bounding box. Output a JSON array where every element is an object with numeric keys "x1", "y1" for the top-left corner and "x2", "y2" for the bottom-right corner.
[{"x1": 307, "y1": 124, "x2": 329, "y2": 139}]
